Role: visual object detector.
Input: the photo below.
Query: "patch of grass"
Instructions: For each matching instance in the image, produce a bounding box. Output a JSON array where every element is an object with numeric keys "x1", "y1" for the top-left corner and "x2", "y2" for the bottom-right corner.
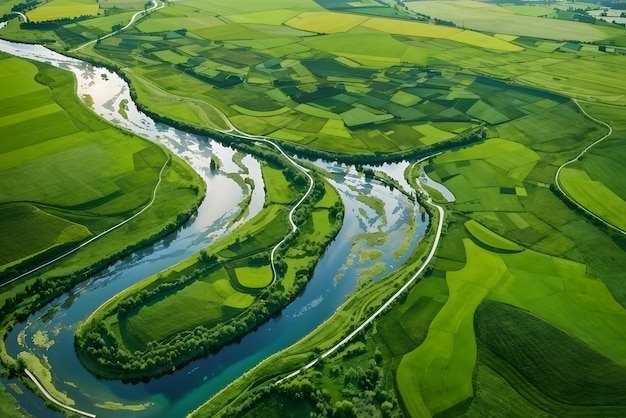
[
  {"x1": 464, "y1": 219, "x2": 521, "y2": 252},
  {"x1": 234, "y1": 265, "x2": 273, "y2": 289}
]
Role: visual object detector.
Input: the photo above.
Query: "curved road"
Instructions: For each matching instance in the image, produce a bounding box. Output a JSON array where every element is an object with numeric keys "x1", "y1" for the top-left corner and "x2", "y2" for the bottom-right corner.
[
  {"x1": 554, "y1": 99, "x2": 626, "y2": 236},
  {"x1": 70, "y1": 0, "x2": 164, "y2": 52},
  {"x1": 12, "y1": 12, "x2": 27, "y2": 22},
  {"x1": 25, "y1": 369, "x2": 96, "y2": 418}
]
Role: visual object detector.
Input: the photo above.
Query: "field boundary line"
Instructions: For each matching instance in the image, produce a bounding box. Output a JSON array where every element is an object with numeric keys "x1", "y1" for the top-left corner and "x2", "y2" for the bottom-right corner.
[
  {"x1": 274, "y1": 159, "x2": 445, "y2": 384},
  {"x1": 1, "y1": 153, "x2": 171, "y2": 288},
  {"x1": 70, "y1": 0, "x2": 163, "y2": 52},
  {"x1": 24, "y1": 368, "x2": 96, "y2": 418},
  {"x1": 554, "y1": 99, "x2": 626, "y2": 236}
]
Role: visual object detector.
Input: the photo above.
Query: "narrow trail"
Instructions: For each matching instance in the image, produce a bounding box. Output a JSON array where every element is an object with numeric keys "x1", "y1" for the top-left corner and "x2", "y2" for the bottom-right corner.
[
  {"x1": 1, "y1": 153, "x2": 171, "y2": 288},
  {"x1": 554, "y1": 99, "x2": 626, "y2": 236},
  {"x1": 217, "y1": 127, "x2": 315, "y2": 285}
]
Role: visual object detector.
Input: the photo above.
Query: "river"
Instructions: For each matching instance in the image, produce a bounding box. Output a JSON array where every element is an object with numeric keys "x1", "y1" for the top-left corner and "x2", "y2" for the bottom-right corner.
[{"x1": 0, "y1": 39, "x2": 427, "y2": 417}]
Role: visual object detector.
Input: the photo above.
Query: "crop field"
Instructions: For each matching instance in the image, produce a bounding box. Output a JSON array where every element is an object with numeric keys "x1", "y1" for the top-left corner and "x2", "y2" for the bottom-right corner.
[
  {"x1": 396, "y1": 218, "x2": 626, "y2": 416},
  {"x1": 0, "y1": 54, "x2": 200, "y2": 273},
  {"x1": 476, "y1": 301, "x2": 626, "y2": 415},
  {"x1": 122, "y1": 269, "x2": 235, "y2": 347},
  {"x1": 26, "y1": 0, "x2": 98, "y2": 22},
  {"x1": 556, "y1": 103, "x2": 626, "y2": 231}
]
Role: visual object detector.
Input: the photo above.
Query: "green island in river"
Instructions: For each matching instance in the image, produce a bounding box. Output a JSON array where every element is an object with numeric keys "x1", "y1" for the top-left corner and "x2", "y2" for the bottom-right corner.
[{"x1": 2, "y1": 0, "x2": 626, "y2": 416}]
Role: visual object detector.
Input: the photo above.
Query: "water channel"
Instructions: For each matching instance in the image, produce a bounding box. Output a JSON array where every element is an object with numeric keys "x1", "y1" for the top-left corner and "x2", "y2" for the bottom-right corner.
[{"x1": 0, "y1": 39, "x2": 427, "y2": 417}]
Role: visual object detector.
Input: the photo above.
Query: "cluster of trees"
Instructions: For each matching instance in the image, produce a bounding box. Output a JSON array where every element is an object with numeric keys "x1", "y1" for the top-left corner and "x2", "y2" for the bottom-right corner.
[
  {"x1": 222, "y1": 350, "x2": 401, "y2": 418},
  {"x1": 11, "y1": 0, "x2": 39, "y2": 13},
  {"x1": 20, "y1": 15, "x2": 93, "y2": 28}
]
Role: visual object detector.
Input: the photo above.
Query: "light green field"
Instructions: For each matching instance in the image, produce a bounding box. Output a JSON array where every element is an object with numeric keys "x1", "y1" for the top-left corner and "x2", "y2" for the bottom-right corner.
[
  {"x1": 234, "y1": 266, "x2": 273, "y2": 289},
  {"x1": 124, "y1": 275, "x2": 230, "y2": 345},
  {"x1": 502, "y1": 5, "x2": 556, "y2": 18},
  {"x1": 397, "y1": 238, "x2": 506, "y2": 416},
  {"x1": 560, "y1": 167, "x2": 626, "y2": 231},
  {"x1": 405, "y1": 0, "x2": 620, "y2": 42},
  {"x1": 27, "y1": 0, "x2": 98, "y2": 22}
]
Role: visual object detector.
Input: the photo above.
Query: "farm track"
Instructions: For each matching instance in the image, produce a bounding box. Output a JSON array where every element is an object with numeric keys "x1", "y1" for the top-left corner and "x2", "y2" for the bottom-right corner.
[
  {"x1": 1, "y1": 152, "x2": 171, "y2": 288},
  {"x1": 69, "y1": 0, "x2": 164, "y2": 52},
  {"x1": 554, "y1": 99, "x2": 626, "y2": 236}
]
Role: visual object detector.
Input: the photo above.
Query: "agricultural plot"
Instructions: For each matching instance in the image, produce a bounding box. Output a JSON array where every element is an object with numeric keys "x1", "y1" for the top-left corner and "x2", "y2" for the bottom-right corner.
[
  {"x1": 426, "y1": 138, "x2": 539, "y2": 212},
  {"x1": 44, "y1": 0, "x2": 573, "y2": 155},
  {"x1": 476, "y1": 301, "x2": 626, "y2": 416},
  {"x1": 556, "y1": 103, "x2": 626, "y2": 231},
  {"x1": 0, "y1": 54, "x2": 200, "y2": 273},
  {"x1": 26, "y1": 0, "x2": 98, "y2": 22}
]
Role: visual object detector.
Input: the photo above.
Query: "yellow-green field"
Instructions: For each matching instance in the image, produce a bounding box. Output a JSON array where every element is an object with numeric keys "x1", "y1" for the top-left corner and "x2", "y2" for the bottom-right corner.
[{"x1": 27, "y1": 0, "x2": 98, "y2": 22}]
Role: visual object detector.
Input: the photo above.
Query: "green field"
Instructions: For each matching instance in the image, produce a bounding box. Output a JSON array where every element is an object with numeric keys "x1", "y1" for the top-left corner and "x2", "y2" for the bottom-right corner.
[
  {"x1": 0, "y1": 53, "x2": 203, "y2": 275},
  {"x1": 26, "y1": 0, "x2": 98, "y2": 22}
]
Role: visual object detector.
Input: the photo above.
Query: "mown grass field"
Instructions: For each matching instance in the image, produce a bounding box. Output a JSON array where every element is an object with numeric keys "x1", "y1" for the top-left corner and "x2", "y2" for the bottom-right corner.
[{"x1": 0, "y1": 53, "x2": 202, "y2": 275}]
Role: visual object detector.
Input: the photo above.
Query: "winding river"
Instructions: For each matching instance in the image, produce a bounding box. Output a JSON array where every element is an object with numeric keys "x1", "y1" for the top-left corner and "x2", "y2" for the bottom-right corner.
[{"x1": 0, "y1": 39, "x2": 427, "y2": 417}]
